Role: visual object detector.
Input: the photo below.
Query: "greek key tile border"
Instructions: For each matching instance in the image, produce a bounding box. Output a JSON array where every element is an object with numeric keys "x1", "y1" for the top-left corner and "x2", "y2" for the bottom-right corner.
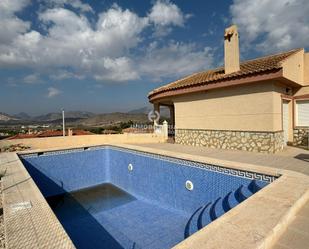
[
  {"x1": 20, "y1": 147, "x2": 86, "y2": 159},
  {"x1": 19, "y1": 145, "x2": 278, "y2": 183},
  {"x1": 107, "y1": 146, "x2": 278, "y2": 183}
]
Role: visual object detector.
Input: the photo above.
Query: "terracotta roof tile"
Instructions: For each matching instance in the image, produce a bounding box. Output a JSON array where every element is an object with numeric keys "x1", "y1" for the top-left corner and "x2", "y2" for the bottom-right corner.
[
  {"x1": 38, "y1": 130, "x2": 93, "y2": 137},
  {"x1": 149, "y1": 48, "x2": 302, "y2": 98}
]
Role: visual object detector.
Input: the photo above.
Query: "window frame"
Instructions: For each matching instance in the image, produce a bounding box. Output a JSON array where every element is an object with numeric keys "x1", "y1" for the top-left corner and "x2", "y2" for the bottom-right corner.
[{"x1": 295, "y1": 99, "x2": 309, "y2": 127}]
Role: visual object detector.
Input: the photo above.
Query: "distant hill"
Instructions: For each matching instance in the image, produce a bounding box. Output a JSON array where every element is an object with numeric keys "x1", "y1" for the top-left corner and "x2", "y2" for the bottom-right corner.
[
  {"x1": 0, "y1": 112, "x2": 18, "y2": 121},
  {"x1": 79, "y1": 112, "x2": 149, "y2": 127},
  {"x1": 0, "y1": 107, "x2": 171, "y2": 126},
  {"x1": 14, "y1": 112, "x2": 31, "y2": 120},
  {"x1": 128, "y1": 106, "x2": 152, "y2": 114},
  {"x1": 128, "y1": 106, "x2": 170, "y2": 117},
  {"x1": 34, "y1": 111, "x2": 95, "y2": 122}
]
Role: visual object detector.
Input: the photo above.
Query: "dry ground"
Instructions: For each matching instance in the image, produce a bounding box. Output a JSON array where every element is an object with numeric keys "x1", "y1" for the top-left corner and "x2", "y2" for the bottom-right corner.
[{"x1": 0, "y1": 182, "x2": 5, "y2": 248}]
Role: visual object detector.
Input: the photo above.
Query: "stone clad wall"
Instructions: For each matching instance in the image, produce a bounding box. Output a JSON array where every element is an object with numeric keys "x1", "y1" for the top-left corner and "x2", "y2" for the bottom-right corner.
[
  {"x1": 293, "y1": 128, "x2": 309, "y2": 148},
  {"x1": 175, "y1": 129, "x2": 284, "y2": 153}
]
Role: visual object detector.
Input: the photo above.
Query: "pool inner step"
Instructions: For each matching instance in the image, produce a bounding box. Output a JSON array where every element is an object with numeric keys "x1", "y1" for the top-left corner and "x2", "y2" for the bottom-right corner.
[{"x1": 185, "y1": 180, "x2": 260, "y2": 238}]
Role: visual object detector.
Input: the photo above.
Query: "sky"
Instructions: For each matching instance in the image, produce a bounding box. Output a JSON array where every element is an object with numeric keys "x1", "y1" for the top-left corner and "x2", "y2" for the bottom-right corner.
[{"x1": 0, "y1": 0, "x2": 308, "y2": 115}]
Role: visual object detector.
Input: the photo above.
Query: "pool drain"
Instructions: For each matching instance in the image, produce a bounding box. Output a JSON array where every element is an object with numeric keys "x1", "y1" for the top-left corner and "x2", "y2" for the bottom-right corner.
[
  {"x1": 185, "y1": 180, "x2": 194, "y2": 191},
  {"x1": 128, "y1": 163, "x2": 133, "y2": 171}
]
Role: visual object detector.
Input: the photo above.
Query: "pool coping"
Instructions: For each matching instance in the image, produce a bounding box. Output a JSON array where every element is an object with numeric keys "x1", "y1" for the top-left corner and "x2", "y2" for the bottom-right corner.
[{"x1": 1, "y1": 143, "x2": 309, "y2": 249}]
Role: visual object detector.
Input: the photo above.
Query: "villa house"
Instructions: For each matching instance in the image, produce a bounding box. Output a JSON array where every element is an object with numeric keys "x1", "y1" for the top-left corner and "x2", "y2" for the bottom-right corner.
[{"x1": 148, "y1": 25, "x2": 309, "y2": 153}]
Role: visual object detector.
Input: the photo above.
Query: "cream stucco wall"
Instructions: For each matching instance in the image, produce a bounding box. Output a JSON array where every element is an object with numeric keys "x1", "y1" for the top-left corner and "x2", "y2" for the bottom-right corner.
[
  {"x1": 0, "y1": 133, "x2": 167, "y2": 150},
  {"x1": 282, "y1": 49, "x2": 305, "y2": 85},
  {"x1": 304, "y1": 53, "x2": 309, "y2": 85},
  {"x1": 294, "y1": 85, "x2": 309, "y2": 96},
  {"x1": 173, "y1": 82, "x2": 285, "y2": 132}
]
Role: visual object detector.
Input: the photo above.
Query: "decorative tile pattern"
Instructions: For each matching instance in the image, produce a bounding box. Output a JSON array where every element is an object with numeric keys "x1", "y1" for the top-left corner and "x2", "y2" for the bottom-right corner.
[
  {"x1": 107, "y1": 146, "x2": 278, "y2": 183},
  {"x1": 20, "y1": 145, "x2": 278, "y2": 183},
  {"x1": 21, "y1": 148, "x2": 85, "y2": 158}
]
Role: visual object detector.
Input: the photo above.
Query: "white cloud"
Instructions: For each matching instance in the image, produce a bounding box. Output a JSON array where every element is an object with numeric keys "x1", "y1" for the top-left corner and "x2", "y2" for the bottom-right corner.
[
  {"x1": 0, "y1": 5, "x2": 148, "y2": 79},
  {"x1": 47, "y1": 87, "x2": 61, "y2": 98},
  {"x1": 40, "y1": 0, "x2": 93, "y2": 13},
  {"x1": 50, "y1": 70, "x2": 84, "y2": 80},
  {"x1": 0, "y1": 0, "x2": 30, "y2": 14},
  {"x1": 139, "y1": 41, "x2": 214, "y2": 81},
  {"x1": 0, "y1": 0, "x2": 212, "y2": 83},
  {"x1": 231, "y1": 0, "x2": 309, "y2": 52},
  {"x1": 23, "y1": 73, "x2": 41, "y2": 84},
  {"x1": 95, "y1": 5, "x2": 148, "y2": 55},
  {"x1": 148, "y1": 0, "x2": 190, "y2": 37},
  {"x1": 0, "y1": 0, "x2": 30, "y2": 44},
  {"x1": 149, "y1": 0, "x2": 187, "y2": 26},
  {"x1": 94, "y1": 57, "x2": 139, "y2": 81}
]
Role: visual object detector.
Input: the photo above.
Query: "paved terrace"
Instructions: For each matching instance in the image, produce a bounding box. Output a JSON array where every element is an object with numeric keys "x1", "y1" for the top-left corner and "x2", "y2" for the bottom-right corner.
[
  {"x1": 0, "y1": 141, "x2": 308, "y2": 248},
  {"x1": 134, "y1": 143, "x2": 309, "y2": 176},
  {"x1": 132, "y1": 143, "x2": 309, "y2": 249}
]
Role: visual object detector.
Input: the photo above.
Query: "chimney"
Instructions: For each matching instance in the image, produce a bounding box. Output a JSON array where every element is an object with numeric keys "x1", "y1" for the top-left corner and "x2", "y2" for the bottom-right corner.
[{"x1": 224, "y1": 25, "x2": 240, "y2": 74}]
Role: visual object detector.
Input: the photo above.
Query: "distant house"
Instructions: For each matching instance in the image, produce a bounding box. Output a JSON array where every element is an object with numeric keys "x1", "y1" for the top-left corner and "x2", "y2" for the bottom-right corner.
[{"x1": 148, "y1": 25, "x2": 309, "y2": 153}]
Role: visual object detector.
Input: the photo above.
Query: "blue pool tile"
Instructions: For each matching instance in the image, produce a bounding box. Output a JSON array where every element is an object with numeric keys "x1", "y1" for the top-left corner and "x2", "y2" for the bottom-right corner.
[{"x1": 20, "y1": 146, "x2": 275, "y2": 249}]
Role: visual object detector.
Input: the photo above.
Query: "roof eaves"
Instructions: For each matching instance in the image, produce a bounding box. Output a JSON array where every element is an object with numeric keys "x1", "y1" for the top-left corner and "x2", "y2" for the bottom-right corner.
[
  {"x1": 148, "y1": 48, "x2": 303, "y2": 98},
  {"x1": 148, "y1": 68, "x2": 283, "y2": 101}
]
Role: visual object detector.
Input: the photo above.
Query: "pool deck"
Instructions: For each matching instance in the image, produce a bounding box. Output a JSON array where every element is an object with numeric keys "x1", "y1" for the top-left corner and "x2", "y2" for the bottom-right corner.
[
  {"x1": 0, "y1": 143, "x2": 308, "y2": 249},
  {"x1": 132, "y1": 143, "x2": 309, "y2": 249},
  {"x1": 131, "y1": 143, "x2": 309, "y2": 176}
]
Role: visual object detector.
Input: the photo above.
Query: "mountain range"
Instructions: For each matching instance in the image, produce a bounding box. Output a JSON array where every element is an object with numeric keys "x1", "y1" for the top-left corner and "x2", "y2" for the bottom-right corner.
[
  {"x1": 0, "y1": 107, "x2": 170, "y2": 126},
  {"x1": 0, "y1": 112, "x2": 18, "y2": 121},
  {"x1": 0, "y1": 111, "x2": 93, "y2": 122}
]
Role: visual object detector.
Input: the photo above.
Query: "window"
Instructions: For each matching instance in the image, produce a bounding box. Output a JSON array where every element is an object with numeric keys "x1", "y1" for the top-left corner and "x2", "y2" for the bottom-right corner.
[{"x1": 296, "y1": 100, "x2": 309, "y2": 126}]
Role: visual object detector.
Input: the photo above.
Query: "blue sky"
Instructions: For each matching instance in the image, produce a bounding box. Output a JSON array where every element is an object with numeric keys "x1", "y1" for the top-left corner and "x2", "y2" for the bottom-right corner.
[{"x1": 0, "y1": 0, "x2": 308, "y2": 115}]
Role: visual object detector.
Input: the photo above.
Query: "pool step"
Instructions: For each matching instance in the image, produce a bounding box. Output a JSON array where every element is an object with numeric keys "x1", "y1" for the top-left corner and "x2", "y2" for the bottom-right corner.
[
  {"x1": 209, "y1": 198, "x2": 225, "y2": 221},
  {"x1": 222, "y1": 191, "x2": 238, "y2": 212},
  {"x1": 185, "y1": 180, "x2": 260, "y2": 239},
  {"x1": 184, "y1": 206, "x2": 204, "y2": 238},
  {"x1": 235, "y1": 185, "x2": 253, "y2": 203},
  {"x1": 248, "y1": 180, "x2": 262, "y2": 194},
  {"x1": 197, "y1": 202, "x2": 212, "y2": 229}
]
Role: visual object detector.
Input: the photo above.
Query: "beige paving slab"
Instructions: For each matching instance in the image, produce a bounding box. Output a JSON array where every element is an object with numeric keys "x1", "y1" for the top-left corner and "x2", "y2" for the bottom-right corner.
[
  {"x1": 275, "y1": 228, "x2": 309, "y2": 249},
  {"x1": 272, "y1": 244, "x2": 290, "y2": 249},
  {"x1": 297, "y1": 201, "x2": 309, "y2": 217},
  {"x1": 134, "y1": 143, "x2": 309, "y2": 175},
  {"x1": 1, "y1": 152, "x2": 75, "y2": 249},
  {"x1": 271, "y1": 199, "x2": 309, "y2": 249},
  {"x1": 289, "y1": 215, "x2": 309, "y2": 234}
]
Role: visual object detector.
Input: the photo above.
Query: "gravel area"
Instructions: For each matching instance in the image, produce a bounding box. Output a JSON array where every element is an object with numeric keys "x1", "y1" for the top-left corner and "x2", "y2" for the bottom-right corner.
[
  {"x1": 0, "y1": 182, "x2": 5, "y2": 248},
  {"x1": 0, "y1": 144, "x2": 30, "y2": 153}
]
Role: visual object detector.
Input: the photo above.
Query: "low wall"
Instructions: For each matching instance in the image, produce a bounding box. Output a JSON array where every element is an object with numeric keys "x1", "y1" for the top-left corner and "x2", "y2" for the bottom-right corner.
[
  {"x1": 175, "y1": 129, "x2": 284, "y2": 153},
  {"x1": 293, "y1": 127, "x2": 309, "y2": 148},
  {"x1": 0, "y1": 133, "x2": 167, "y2": 150}
]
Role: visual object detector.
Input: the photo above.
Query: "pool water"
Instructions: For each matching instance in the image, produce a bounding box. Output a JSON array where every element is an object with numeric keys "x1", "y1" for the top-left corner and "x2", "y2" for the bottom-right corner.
[{"x1": 20, "y1": 146, "x2": 274, "y2": 249}]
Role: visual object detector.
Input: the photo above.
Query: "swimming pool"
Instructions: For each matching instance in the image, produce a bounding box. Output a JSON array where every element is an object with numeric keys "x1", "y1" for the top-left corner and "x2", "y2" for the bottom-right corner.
[{"x1": 20, "y1": 145, "x2": 276, "y2": 249}]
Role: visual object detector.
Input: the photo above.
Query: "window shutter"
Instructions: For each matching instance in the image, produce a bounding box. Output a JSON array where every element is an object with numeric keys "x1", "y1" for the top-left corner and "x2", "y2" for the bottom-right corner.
[{"x1": 297, "y1": 100, "x2": 309, "y2": 126}]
